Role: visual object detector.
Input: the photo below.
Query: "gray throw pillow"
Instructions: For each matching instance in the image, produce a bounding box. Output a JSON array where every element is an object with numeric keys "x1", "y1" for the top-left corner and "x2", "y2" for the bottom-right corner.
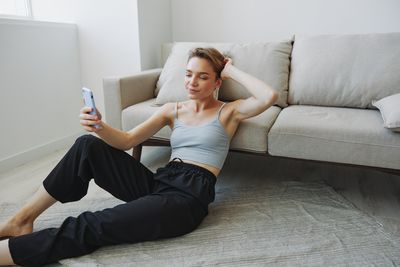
[{"x1": 372, "y1": 93, "x2": 400, "y2": 132}]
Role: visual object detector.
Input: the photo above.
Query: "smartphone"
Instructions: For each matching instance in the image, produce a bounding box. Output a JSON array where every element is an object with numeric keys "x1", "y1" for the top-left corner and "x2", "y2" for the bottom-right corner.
[{"x1": 82, "y1": 87, "x2": 100, "y2": 129}]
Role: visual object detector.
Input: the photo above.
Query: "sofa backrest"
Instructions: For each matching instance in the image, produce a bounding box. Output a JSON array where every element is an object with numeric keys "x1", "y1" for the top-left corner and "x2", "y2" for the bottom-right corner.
[
  {"x1": 289, "y1": 33, "x2": 400, "y2": 109},
  {"x1": 161, "y1": 43, "x2": 174, "y2": 66},
  {"x1": 155, "y1": 41, "x2": 293, "y2": 107}
]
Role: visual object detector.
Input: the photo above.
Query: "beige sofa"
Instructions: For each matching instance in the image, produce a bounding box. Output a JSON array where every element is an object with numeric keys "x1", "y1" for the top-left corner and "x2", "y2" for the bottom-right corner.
[{"x1": 103, "y1": 33, "x2": 400, "y2": 173}]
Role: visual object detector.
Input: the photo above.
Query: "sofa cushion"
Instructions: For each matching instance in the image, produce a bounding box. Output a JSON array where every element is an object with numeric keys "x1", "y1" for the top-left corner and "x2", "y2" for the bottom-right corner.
[
  {"x1": 230, "y1": 105, "x2": 281, "y2": 153},
  {"x1": 372, "y1": 93, "x2": 400, "y2": 132},
  {"x1": 155, "y1": 41, "x2": 292, "y2": 108},
  {"x1": 268, "y1": 105, "x2": 400, "y2": 170},
  {"x1": 122, "y1": 98, "x2": 281, "y2": 153},
  {"x1": 289, "y1": 33, "x2": 400, "y2": 109}
]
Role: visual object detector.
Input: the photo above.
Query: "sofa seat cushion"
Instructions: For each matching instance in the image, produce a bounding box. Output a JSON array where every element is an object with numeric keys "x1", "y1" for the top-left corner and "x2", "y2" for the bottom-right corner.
[
  {"x1": 268, "y1": 105, "x2": 400, "y2": 170},
  {"x1": 230, "y1": 105, "x2": 281, "y2": 153},
  {"x1": 121, "y1": 98, "x2": 281, "y2": 153}
]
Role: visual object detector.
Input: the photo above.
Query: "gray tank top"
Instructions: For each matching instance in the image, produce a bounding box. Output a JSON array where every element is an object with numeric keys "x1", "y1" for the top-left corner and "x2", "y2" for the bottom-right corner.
[{"x1": 170, "y1": 102, "x2": 230, "y2": 169}]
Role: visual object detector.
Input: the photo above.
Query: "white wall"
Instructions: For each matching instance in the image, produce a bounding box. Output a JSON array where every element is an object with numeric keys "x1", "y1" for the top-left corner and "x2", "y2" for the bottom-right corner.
[
  {"x1": 0, "y1": 18, "x2": 82, "y2": 171},
  {"x1": 138, "y1": 0, "x2": 172, "y2": 70},
  {"x1": 31, "y1": 0, "x2": 142, "y2": 114},
  {"x1": 171, "y1": 0, "x2": 400, "y2": 42},
  {"x1": 0, "y1": 1, "x2": 149, "y2": 172}
]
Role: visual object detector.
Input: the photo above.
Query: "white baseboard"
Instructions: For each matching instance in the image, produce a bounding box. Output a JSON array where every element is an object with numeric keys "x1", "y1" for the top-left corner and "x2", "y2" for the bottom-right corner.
[{"x1": 0, "y1": 131, "x2": 85, "y2": 173}]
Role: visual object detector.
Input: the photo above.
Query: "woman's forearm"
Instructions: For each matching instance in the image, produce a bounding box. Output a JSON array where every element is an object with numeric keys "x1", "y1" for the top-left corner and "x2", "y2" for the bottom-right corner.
[{"x1": 95, "y1": 122, "x2": 131, "y2": 151}]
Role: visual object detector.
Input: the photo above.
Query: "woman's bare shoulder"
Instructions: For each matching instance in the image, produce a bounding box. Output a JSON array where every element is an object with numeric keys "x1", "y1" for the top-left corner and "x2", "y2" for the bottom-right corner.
[{"x1": 148, "y1": 102, "x2": 175, "y2": 127}]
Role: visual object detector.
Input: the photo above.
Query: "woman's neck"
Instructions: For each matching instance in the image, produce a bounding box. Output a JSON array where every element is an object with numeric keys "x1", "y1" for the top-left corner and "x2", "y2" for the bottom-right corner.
[{"x1": 189, "y1": 98, "x2": 219, "y2": 112}]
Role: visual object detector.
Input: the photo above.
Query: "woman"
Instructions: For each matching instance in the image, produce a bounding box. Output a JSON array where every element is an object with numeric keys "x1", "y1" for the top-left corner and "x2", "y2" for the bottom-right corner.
[{"x1": 0, "y1": 47, "x2": 278, "y2": 266}]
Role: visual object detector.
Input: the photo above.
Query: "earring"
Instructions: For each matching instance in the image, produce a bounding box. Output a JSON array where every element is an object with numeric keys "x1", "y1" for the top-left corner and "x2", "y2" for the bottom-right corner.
[{"x1": 214, "y1": 87, "x2": 220, "y2": 99}]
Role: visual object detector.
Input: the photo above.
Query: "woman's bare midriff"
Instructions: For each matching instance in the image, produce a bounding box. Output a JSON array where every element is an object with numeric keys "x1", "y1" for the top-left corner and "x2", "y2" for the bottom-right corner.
[{"x1": 179, "y1": 159, "x2": 220, "y2": 177}]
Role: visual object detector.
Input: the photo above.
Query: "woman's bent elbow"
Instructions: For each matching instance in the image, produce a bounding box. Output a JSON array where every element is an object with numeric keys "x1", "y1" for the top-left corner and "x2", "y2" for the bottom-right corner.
[
  {"x1": 264, "y1": 91, "x2": 279, "y2": 108},
  {"x1": 271, "y1": 91, "x2": 279, "y2": 104},
  {"x1": 124, "y1": 132, "x2": 135, "y2": 151}
]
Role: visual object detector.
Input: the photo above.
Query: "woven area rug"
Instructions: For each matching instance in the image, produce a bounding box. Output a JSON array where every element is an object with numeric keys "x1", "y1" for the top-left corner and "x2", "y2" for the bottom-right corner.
[{"x1": 1, "y1": 181, "x2": 399, "y2": 266}]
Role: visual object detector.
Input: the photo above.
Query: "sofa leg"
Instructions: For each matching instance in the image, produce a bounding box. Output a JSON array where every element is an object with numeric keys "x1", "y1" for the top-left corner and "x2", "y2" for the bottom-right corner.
[{"x1": 132, "y1": 144, "x2": 143, "y2": 161}]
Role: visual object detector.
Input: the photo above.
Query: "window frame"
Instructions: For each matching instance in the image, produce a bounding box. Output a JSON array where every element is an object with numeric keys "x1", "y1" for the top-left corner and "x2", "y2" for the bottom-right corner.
[{"x1": 0, "y1": 0, "x2": 33, "y2": 20}]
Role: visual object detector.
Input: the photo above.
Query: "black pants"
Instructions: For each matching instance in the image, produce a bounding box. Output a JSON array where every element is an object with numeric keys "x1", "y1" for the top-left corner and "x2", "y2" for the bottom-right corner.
[{"x1": 8, "y1": 134, "x2": 216, "y2": 266}]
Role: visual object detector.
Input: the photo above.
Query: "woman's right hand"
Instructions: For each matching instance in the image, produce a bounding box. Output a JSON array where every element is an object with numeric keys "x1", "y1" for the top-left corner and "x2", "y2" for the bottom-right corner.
[
  {"x1": 221, "y1": 57, "x2": 234, "y2": 80},
  {"x1": 79, "y1": 107, "x2": 103, "y2": 132}
]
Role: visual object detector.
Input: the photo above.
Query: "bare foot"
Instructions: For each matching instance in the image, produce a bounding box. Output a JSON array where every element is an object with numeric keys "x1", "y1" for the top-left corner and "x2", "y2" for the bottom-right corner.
[{"x1": 0, "y1": 217, "x2": 33, "y2": 239}]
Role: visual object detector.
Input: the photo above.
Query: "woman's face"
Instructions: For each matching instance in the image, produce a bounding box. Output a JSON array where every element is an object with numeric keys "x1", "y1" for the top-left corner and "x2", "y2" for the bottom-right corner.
[{"x1": 185, "y1": 57, "x2": 221, "y2": 100}]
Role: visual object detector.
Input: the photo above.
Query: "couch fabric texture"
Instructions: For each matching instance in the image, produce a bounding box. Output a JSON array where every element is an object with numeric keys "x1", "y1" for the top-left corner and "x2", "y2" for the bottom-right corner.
[{"x1": 289, "y1": 33, "x2": 400, "y2": 109}]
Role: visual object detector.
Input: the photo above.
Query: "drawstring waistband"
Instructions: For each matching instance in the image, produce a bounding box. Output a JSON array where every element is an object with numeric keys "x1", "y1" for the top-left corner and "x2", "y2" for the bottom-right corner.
[
  {"x1": 157, "y1": 157, "x2": 217, "y2": 208},
  {"x1": 166, "y1": 158, "x2": 217, "y2": 181},
  {"x1": 171, "y1": 157, "x2": 183, "y2": 163}
]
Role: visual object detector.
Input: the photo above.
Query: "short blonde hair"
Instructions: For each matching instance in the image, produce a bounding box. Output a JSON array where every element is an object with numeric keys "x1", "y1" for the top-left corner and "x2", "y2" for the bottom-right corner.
[{"x1": 188, "y1": 47, "x2": 226, "y2": 79}]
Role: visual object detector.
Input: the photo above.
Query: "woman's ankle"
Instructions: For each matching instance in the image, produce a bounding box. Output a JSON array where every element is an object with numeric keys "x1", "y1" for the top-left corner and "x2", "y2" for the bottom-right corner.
[
  {"x1": 12, "y1": 208, "x2": 35, "y2": 226},
  {"x1": 0, "y1": 216, "x2": 33, "y2": 238}
]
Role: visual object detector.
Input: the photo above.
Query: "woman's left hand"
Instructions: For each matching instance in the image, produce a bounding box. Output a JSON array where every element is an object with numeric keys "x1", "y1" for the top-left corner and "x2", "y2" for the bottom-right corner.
[{"x1": 221, "y1": 57, "x2": 233, "y2": 80}]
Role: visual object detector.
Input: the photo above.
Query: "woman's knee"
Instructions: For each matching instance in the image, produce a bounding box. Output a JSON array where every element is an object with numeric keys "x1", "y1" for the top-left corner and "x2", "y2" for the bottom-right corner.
[
  {"x1": 75, "y1": 134, "x2": 98, "y2": 144},
  {"x1": 74, "y1": 134, "x2": 105, "y2": 151}
]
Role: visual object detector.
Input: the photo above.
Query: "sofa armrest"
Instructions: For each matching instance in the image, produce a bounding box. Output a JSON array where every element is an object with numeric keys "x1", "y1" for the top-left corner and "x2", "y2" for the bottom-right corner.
[{"x1": 103, "y1": 68, "x2": 162, "y2": 129}]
